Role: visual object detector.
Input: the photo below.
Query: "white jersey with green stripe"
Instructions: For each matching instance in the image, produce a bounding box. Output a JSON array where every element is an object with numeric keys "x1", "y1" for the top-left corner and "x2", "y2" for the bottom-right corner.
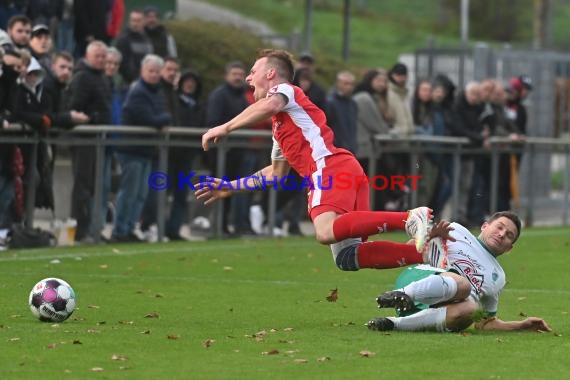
[{"x1": 447, "y1": 222, "x2": 506, "y2": 315}]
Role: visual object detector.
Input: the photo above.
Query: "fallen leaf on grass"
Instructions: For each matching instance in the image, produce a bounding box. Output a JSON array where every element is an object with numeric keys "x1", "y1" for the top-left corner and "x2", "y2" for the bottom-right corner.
[
  {"x1": 167, "y1": 334, "x2": 180, "y2": 340},
  {"x1": 252, "y1": 330, "x2": 267, "y2": 342},
  {"x1": 278, "y1": 340, "x2": 294, "y2": 344},
  {"x1": 359, "y1": 350, "x2": 375, "y2": 357},
  {"x1": 283, "y1": 327, "x2": 294, "y2": 332},
  {"x1": 73, "y1": 340, "x2": 82, "y2": 345},
  {"x1": 88, "y1": 305, "x2": 100, "y2": 309},
  {"x1": 517, "y1": 297, "x2": 527, "y2": 301},
  {"x1": 223, "y1": 266, "x2": 233, "y2": 271},
  {"x1": 119, "y1": 366, "x2": 131, "y2": 370},
  {"x1": 87, "y1": 329, "x2": 100, "y2": 334},
  {"x1": 284, "y1": 350, "x2": 297, "y2": 355},
  {"x1": 317, "y1": 356, "x2": 331, "y2": 362},
  {"x1": 118, "y1": 320, "x2": 134, "y2": 325},
  {"x1": 140, "y1": 330, "x2": 151, "y2": 334},
  {"x1": 91, "y1": 367, "x2": 104, "y2": 372},
  {"x1": 8, "y1": 337, "x2": 20, "y2": 342},
  {"x1": 326, "y1": 288, "x2": 338, "y2": 302},
  {"x1": 144, "y1": 312, "x2": 160, "y2": 319},
  {"x1": 554, "y1": 333, "x2": 562, "y2": 337},
  {"x1": 10, "y1": 314, "x2": 22, "y2": 318},
  {"x1": 202, "y1": 339, "x2": 215, "y2": 348},
  {"x1": 269, "y1": 328, "x2": 278, "y2": 332},
  {"x1": 519, "y1": 312, "x2": 527, "y2": 317},
  {"x1": 261, "y1": 349, "x2": 279, "y2": 356},
  {"x1": 96, "y1": 321, "x2": 106, "y2": 325},
  {"x1": 47, "y1": 343, "x2": 57, "y2": 349},
  {"x1": 154, "y1": 293, "x2": 164, "y2": 298},
  {"x1": 294, "y1": 359, "x2": 308, "y2": 364},
  {"x1": 112, "y1": 248, "x2": 120, "y2": 253},
  {"x1": 111, "y1": 354, "x2": 128, "y2": 361},
  {"x1": 496, "y1": 338, "x2": 504, "y2": 343},
  {"x1": 99, "y1": 264, "x2": 108, "y2": 269}
]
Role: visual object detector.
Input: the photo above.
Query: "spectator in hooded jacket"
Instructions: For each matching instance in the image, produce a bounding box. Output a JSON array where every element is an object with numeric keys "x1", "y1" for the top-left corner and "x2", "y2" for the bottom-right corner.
[
  {"x1": 143, "y1": 6, "x2": 177, "y2": 58},
  {"x1": 115, "y1": 9, "x2": 153, "y2": 84},
  {"x1": 13, "y1": 56, "x2": 89, "y2": 214},
  {"x1": 164, "y1": 69, "x2": 204, "y2": 240}
]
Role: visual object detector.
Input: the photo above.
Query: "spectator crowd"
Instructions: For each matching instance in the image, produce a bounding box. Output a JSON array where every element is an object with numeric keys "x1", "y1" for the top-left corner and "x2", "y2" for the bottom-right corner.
[{"x1": 0, "y1": 2, "x2": 533, "y2": 246}]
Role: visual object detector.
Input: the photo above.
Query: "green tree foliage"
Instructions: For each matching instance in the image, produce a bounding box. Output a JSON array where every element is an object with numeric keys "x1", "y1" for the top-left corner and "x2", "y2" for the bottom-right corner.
[{"x1": 441, "y1": 0, "x2": 533, "y2": 42}]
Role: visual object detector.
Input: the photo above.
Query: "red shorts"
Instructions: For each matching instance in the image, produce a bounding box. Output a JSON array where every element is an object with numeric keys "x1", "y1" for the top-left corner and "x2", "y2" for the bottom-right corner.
[{"x1": 308, "y1": 154, "x2": 370, "y2": 220}]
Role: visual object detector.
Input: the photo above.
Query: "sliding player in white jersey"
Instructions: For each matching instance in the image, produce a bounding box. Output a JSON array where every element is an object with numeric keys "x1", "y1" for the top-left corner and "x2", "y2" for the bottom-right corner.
[{"x1": 367, "y1": 211, "x2": 551, "y2": 333}]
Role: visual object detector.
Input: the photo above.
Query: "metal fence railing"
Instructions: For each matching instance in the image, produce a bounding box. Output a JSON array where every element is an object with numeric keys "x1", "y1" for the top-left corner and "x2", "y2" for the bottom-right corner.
[{"x1": 2, "y1": 125, "x2": 569, "y2": 243}]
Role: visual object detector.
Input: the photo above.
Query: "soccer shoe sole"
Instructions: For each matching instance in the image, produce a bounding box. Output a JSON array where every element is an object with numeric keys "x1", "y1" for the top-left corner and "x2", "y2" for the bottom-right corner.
[
  {"x1": 366, "y1": 317, "x2": 395, "y2": 331},
  {"x1": 376, "y1": 290, "x2": 415, "y2": 313}
]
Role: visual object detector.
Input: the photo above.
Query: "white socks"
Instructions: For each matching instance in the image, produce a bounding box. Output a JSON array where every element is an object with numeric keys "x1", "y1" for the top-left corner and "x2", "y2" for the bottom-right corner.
[
  {"x1": 402, "y1": 275, "x2": 458, "y2": 305},
  {"x1": 389, "y1": 307, "x2": 447, "y2": 332}
]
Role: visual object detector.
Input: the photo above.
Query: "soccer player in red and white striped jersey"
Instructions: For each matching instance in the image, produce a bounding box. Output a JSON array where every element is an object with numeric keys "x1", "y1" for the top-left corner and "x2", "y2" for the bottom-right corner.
[{"x1": 198, "y1": 49, "x2": 450, "y2": 271}]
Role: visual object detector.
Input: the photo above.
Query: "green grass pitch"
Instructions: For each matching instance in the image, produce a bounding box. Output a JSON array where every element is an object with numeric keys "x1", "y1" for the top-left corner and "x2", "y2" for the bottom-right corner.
[{"x1": 1, "y1": 228, "x2": 569, "y2": 379}]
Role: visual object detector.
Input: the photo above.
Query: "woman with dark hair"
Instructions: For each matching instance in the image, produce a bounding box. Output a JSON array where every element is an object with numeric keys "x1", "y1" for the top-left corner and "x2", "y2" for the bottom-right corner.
[
  {"x1": 353, "y1": 68, "x2": 403, "y2": 210},
  {"x1": 429, "y1": 74, "x2": 458, "y2": 218},
  {"x1": 411, "y1": 78, "x2": 433, "y2": 134}
]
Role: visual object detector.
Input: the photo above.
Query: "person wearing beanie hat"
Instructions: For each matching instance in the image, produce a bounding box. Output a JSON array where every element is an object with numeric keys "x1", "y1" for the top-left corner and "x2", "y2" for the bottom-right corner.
[
  {"x1": 390, "y1": 62, "x2": 408, "y2": 77},
  {"x1": 506, "y1": 74, "x2": 532, "y2": 135},
  {"x1": 387, "y1": 61, "x2": 413, "y2": 136}
]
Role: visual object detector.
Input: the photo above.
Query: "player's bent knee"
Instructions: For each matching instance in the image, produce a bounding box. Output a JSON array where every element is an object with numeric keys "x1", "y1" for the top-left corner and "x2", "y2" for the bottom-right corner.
[
  {"x1": 442, "y1": 272, "x2": 471, "y2": 300},
  {"x1": 315, "y1": 228, "x2": 335, "y2": 244},
  {"x1": 330, "y1": 239, "x2": 361, "y2": 271},
  {"x1": 445, "y1": 300, "x2": 478, "y2": 332}
]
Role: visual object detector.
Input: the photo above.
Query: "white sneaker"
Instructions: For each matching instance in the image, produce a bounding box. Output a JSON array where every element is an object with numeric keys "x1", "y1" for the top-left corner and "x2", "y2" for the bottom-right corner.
[
  {"x1": 422, "y1": 236, "x2": 449, "y2": 269},
  {"x1": 405, "y1": 207, "x2": 433, "y2": 253},
  {"x1": 249, "y1": 205, "x2": 265, "y2": 235}
]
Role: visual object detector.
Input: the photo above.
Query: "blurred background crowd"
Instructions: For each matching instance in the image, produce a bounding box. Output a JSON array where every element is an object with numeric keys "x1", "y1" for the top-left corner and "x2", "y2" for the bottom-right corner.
[{"x1": 0, "y1": 1, "x2": 534, "y2": 245}]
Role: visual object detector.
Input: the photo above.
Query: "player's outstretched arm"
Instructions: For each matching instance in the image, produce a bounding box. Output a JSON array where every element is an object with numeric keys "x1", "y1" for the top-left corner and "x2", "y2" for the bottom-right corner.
[
  {"x1": 195, "y1": 161, "x2": 290, "y2": 206},
  {"x1": 475, "y1": 316, "x2": 552, "y2": 332},
  {"x1": 202, "y1": 95, "x2": 286, "y2": 151}
]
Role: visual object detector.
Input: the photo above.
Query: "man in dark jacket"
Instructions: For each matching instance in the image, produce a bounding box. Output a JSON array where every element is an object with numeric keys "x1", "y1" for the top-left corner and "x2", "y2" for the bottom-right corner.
[
  {"x1": 115, "y1": 9, "x2": 153, "y2": 84},
  {"x1": 143, "y1": 6, "x2": 177, "y2": 58},
  {"x1": 111, "y1": 54, "x2": 171, "y2": 242},
  {"x1": 325, "y1": 70, "x2": 357, "y2": 154},
  {"x1": 73, "y1": 0, "x2": 111, "y2": 57},
  {"x1": 67, "y1": 40, "x2": 111, "y2": 242},
  {"x1": 205, "y1": 60, "x2": 251, "y2": 235},
  {"x1": 139, "y1": 56, "x2": 179, "y2": 238},
  {"x1": 43, "y1": 50, "x2": 73, "y2": 114},
  {"x1": 450, "y1": 81, "x2": 486, "y2": 226}
]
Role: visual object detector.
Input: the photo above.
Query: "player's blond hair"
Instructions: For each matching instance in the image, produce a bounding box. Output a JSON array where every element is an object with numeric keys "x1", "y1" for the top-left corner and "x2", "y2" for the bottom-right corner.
[{"x1": 257, "y1": 49, "x2": 295, "y2": 82}]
